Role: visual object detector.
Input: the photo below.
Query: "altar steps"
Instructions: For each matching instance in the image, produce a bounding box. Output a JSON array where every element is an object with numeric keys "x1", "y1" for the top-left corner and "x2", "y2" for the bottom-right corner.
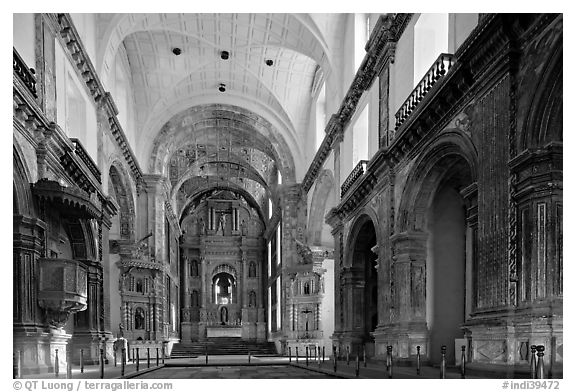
[{"x1": 171, "y1": 338, "x2": 278, "y2": 357}]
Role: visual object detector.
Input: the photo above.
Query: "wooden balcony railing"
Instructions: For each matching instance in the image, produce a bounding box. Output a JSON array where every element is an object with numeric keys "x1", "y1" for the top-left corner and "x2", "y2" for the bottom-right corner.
[
  {"x1": 341, "y1": 160, "x2": 369, "y2": 197},
  {"x1": 70, "y1": 138, "x2": 102, "y2": 183},
  {"x1": 13, "y1": 47, "x2": 37, "y2": 98},
  {"x1": 394, "y1": 53, "x2": 456, "y2": 131}
]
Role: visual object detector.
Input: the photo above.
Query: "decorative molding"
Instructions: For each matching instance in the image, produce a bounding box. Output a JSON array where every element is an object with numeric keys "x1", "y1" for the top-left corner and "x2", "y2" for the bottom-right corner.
[
  {"x1": 52, "y1": 13, "x2": 143, "y2": 183},
  {"x1": 302, "y1": 14, "x2": 412, "y2": 194}
]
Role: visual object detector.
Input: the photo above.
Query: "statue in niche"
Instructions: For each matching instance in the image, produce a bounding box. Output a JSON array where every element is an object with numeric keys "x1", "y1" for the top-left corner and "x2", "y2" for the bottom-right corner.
[
  {"x1": 217, "y1": 213, "x2": 226, "y2": 234},
  {"x1": 220, "y1": 307, "x2": 228, "y2": 325},
  {"x1": 240, "y1": 219, "x2": 247, "y2": 236},
  {"x1": 198, "y1": 218, "x2": 205, "y2": 235}
]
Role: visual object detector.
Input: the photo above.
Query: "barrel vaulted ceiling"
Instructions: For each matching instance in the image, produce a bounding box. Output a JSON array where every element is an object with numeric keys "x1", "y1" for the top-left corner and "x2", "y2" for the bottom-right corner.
[{"x1": 94, "y1": 13, "x2": 347, "y2": 220}]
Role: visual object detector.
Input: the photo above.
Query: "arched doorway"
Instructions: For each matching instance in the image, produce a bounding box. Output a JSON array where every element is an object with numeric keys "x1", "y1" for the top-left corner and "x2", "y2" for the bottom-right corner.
[
  {"x1": 427, "y1": 178, "x2": 467, "y2": 365},
  {"x1": 348, "y1": 216, "x2": 378, "y2": 341},
  {"x1": 397, "y1": 135, "x2": 477, "y2": 365}
]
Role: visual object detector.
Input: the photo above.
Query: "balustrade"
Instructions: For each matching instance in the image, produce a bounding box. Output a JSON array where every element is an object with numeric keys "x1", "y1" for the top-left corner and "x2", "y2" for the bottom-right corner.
[
  {"x1": 13, "y1": 47, "x2": 37, "y2": 98},
  {"x1": 71, "y1": 138, "x2": 101, "y2": 183},
  {"x1": 341, "y1": 160, "x2": 369, "y2": 197},
  {"x1": 394, "y1": 53, "x2": 456, "y2": 131}
]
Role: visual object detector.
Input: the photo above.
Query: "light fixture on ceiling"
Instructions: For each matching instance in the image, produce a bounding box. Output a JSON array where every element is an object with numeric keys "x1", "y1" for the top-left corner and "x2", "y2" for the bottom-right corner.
[
  {"x1": 265, "y1": 59, "x2": 274, "y2": 66},
  {"x1": 172, "y1": 47, "x2": 182, "y2": 56},
  {"x1": 219, "y1": 83, "x2": 226, "y2": 93},
  {"x1": 220, "y1": 50, "x2": 230, "y2": 60}
]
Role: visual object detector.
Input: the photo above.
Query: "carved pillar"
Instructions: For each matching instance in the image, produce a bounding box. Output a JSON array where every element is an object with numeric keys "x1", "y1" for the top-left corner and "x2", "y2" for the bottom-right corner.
[
  {"x1": 326, "y1": 209, "x2": 344, "y2": 352},
  {"x1": 375, "y1": 231, "x2": 428, "y2": 360},
  {"x1": 71, "y1": 259, "x2": 105, "y2": 365},
  {"x1": 278, "y1": 183, "x2": 306, "y2": 336}
]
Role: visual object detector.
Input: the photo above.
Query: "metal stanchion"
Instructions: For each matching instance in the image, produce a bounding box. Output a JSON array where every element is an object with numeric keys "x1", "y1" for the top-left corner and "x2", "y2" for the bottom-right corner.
[
  {"x1": 355, "y1": 354, "x2": 360, "y2": 378},
  {"x1": 156, "y1": 348, "x2": 159, "y2": 367},
  {"x1": 460, "y1": 345, "x2": 466, "y2": 379},
  {"x1": 530, "y1": 345, "x2": 537, "y2": 379},
  {"x1": 322, "y1": 346, "x2": 325, "y2": 363},
  {"x1": 162, "y1": 343, "x2": 166, "y2": 365},
  {"x1": 114, "y1": 347, "x2": 117, "y2": 367},
  {"x1": 416, "y1": 346, "x2": 421, "y2": 376},
  {"x1": 440, "y1": 345, "x2": 446, "y2": 379},
  {"x1": 14, "y1": 350, "x2": 21, "y2": 379},
  {"x1": 306, "y1": 346, "x2": 309, "y2": 366},
  {"x1": 80, "y1": 349, "x2": 84, "y2": 373},
  {"x1": 131, "y1": 348, "x2": 135, "y2": 363},
  {"x1": 99, "y1": 348, "x2": 105, "y2": 379},
  {"x1": 346, "y1": 346, "x2": 350, "y2": 365},
  {"x1": 536, "y1": 345, "x2": 545, "y2": 379},
  {"x1": 66, "y1": 347, "x2": 72, "y2": 379},
  {"x1": 205, "y1": 345, "x2": 208, "y2": 364},
  {"x1": 296, "y1": 347, "x2": 299, "y2": 363},
  {"x1": 386, "y1": 346, "x2": 392, "y2": 379},
  {"x1": 147, "y1": 348, "x2": 150, "y2": 368},
  {"x1": 54, "y1": 349, "x2": 59, "y2": 378},
  {"x1": 136, "y1": 348, "x2": 140, "y2": 372},
  {"x1": 318, "y1": 346, "x2": 321, "y2": 367},
  {"x1": 333, "y1": 352, "x2": 337, "y2": 372},
  {"x1": 363, "y1": 344, "x2": 367, "y2": 367},
  {"x1": 248, "y1": 351, "x2": 251, "y2": 364},
  {"x1": 121, "y1": 348, "x2": 126, "y2": 377},
  {"x1": 289, "y1": 346, "x2": 292, "y2": 363}
]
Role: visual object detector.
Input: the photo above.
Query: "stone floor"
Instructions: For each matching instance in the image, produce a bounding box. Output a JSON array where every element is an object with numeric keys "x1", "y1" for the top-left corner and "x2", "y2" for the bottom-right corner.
[{"x1": 136, "y1": 365, "x2": 336, "y2": 379}]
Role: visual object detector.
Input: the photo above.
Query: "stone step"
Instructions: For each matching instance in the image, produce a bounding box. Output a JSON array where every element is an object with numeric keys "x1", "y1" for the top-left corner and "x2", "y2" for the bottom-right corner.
[{"x1": 171, "y1": 338, "x2": 277, "y2": 357}]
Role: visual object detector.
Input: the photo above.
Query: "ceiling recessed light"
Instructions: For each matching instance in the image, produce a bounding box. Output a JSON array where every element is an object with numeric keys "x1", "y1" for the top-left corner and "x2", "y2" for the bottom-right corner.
[
  {"x1": 265, "y1": 59, "x2": 274, "y2": 66},
  {"x1": 221, "y1": 50, "x2": 230, "y2": 60},
  {"x1": 172, "y1": 48, "x2": 182, "y2": 56},
  {"x1": 219, "y1": 83, "x2": 226, "y2": 92}
]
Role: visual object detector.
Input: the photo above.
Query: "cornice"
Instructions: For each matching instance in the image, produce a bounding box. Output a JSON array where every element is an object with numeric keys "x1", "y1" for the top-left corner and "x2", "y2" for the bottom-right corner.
[
  {"x1": 51, "y1": 13, "x2": 143, "y2": 183},
  {"x1": 301, "y1": 14, "x2": 410, "y2": 194}
]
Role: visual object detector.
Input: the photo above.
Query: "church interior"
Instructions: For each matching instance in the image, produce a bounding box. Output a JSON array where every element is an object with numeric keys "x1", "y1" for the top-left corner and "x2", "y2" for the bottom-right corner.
[{"x1": 12, "y1": 13, "x2": 563, "y2": 379}]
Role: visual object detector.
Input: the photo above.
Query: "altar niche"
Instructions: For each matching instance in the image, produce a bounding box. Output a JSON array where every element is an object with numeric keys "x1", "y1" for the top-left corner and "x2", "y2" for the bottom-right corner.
[
  {"x1": 179, "y1": 190, "x2": 267, "y2": 342},
  {"x1": 213, "y1": 272, "x2": 236, "y2": 306}
]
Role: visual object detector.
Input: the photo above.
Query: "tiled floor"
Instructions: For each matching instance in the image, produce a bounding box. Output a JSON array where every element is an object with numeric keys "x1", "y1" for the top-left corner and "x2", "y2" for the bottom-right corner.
[{"x1": 136, "y1": 365, "x2": 337, "y2": 379}]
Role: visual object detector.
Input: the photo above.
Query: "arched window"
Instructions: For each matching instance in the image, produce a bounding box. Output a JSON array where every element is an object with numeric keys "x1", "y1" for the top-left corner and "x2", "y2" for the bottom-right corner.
[
  {"x1": 191, "y1": 290, "x2": 199, "y2": 307},
  {"x1": 134, "y1": 308, "x2": 145, "y2": 330},
  {"x1": 136, "y1": 279, "x2": 144, "y2": 293},
  {"x1": 248, "y1": 262, "x2": 256, "y2": 278},
  {"x1": 303, "y1": 281, "x2": 311, "y2": 295},
  {"x1": 249, "y1": 291, "x2": 257, "y2": 307},
  {"x1": 191, "y1": 260, "x2": 199, "y2": 277}
]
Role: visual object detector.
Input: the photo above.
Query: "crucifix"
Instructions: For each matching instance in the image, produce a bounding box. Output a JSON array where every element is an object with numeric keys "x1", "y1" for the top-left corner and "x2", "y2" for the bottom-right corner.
[{"x1": 301, "y1": 308, "x2": 313, "y2": 332}]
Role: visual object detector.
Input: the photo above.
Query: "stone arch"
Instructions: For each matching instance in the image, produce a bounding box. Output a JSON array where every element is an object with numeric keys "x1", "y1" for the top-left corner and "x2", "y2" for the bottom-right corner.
[
  {"x1": 13, "y1": 144, "x2": 33, "y2": 217},
  {"x1": 108, "y1": 161, "x2": 136, "y2": 241},
  {"x1": 394, "y1": 132, "x2": 477, "y2": 365},
  {"x1": 212, "y1": 263, "x2": 238, "y2": 281},
  {"x1": 308, "y1": 169, "x2": 338, "y2": 246},
  {"x1": 148, "y1": 104, "x2": 296, "y2": 183},
  {"x1": 344, "y1": 211, "x2": 380, "y2": 267},
  {"x1": 520, "y1": 43, "x2": 562, "y2": 150},
  {"x1": 396, "y1": 131, "x2": 478, "y2": 233},
  {"x1": 179, "y1": 184, "x2": 267, "y2": 226}
]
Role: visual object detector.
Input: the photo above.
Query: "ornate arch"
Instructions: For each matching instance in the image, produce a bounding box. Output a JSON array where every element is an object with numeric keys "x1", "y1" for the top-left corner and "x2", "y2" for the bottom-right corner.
[
  {"x1": 212, "y1": 263, "x2": 238, "y2": 280},
  {"x1": 520, "y1": 42, "x2": 562, "y2": 150},
  {"x1": 13, "y1": 143, "x2": 33, "y2": 217},
  {"x1": 108, "y1": 161, "x2": 136, "y2": 241},
  {"x1": 308, "y1": 169, "x2": 337, "y2": 246},
  {"x1": 344, "y1": 212, "x2": 379, "y2": 268},
  {"x1": 396, "y1": 131, "x2": 478, "y2": 233}
]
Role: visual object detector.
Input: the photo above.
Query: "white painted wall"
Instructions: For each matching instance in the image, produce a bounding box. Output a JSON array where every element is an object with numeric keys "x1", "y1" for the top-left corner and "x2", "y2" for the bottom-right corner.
[
  {"x1": 54, "y1": 36, "x2": 98, "y2": 161},
  {"x1": 13, "y1": 13, "x2": 35, "y2": 69}
]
